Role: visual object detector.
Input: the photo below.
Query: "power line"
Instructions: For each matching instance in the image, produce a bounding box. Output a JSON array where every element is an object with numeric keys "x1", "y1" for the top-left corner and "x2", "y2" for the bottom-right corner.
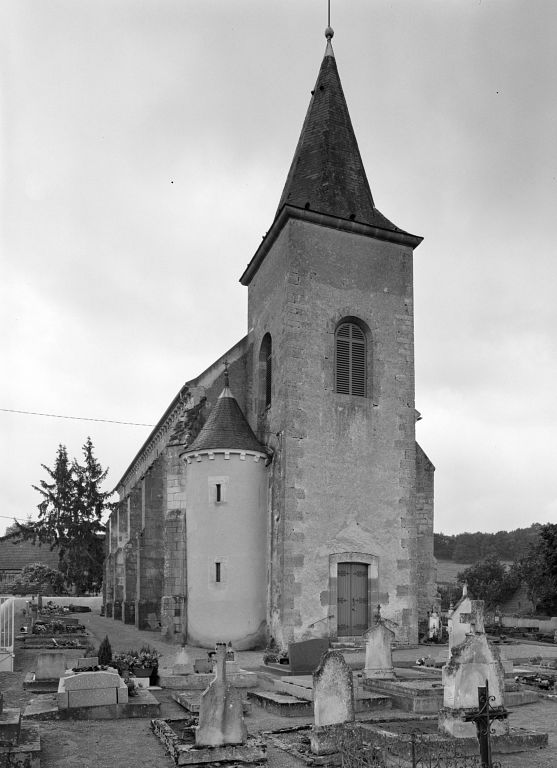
[{"x1": 0, "y1": 407, "x2": 154, "y2": 427}]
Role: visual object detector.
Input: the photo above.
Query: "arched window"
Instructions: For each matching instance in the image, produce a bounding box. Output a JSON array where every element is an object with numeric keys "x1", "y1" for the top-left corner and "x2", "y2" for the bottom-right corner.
[
  {"x1": 258, "y1": 333, "x2": 272, "y2": 410},
  {"x1": 335, "y1": 321, "x2": 366, "y2": 396}
]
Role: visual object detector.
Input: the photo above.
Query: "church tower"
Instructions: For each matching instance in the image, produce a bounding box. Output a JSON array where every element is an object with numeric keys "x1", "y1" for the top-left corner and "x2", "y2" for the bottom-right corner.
[{"x1": 241, "y1": 28, "x2": 434, "y2": 646}]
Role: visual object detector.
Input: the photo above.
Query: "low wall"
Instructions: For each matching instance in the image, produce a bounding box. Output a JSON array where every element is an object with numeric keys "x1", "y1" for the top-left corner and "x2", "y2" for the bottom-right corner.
[
  {"x1": 4, "y1": 596, "x2": 103, "y2": 612},
  {"x1": 501, "y1": 616, "x2": 557, "y2": 632}
]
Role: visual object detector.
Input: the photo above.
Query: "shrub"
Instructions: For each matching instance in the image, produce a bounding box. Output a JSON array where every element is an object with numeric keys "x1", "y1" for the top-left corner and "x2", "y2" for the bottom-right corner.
[{"x1": 98, "y1": 635, "x2": 112, "y2": 666}]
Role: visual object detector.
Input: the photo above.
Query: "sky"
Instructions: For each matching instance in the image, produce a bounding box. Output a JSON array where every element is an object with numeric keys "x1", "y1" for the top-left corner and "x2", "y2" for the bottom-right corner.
[{"x1": 1, "y1": 0, "x2": 556, "y2": 538}]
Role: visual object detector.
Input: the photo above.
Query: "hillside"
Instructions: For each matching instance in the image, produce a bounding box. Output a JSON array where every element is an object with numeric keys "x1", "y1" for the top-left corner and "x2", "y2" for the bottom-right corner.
[{"x1": 434, "y1": 524, "x2": 540, "y2": 564}]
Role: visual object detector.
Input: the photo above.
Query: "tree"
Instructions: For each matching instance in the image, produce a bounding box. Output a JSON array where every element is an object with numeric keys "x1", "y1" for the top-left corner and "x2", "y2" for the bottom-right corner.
[
  {"x1": 520, "y1": 523, "x2": 557, "y2": 615},
  {"x1": 10, "y1": 562, "x2": 66, "y2": 596},
  {"x1": 457, "y1": 555, "x2": 521, "y2": 609},
  {"x1": 4, "y1": 439, "x2": 113, "y2": 594}
]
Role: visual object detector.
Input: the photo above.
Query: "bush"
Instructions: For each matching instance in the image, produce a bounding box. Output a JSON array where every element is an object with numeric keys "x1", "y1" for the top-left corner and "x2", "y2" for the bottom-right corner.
[{"x1": 98, "y1": 635, "x2": 112, "y2": 666}]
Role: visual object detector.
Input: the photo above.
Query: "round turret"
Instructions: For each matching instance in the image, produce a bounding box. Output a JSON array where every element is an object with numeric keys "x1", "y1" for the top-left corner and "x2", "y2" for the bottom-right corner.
[{"x1": 180, "y1": 376, "x2": 269, "y2": 649}]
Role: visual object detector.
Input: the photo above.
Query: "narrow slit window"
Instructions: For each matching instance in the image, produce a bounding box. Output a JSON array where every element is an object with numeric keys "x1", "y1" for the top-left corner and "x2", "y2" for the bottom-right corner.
[
  {"x1": 216, "y1": 483, "x2": 222, "y2": 502},
  {"x1": 335, "y1": 321, "x2": 366, "y2": 396},
  {"x1": 215, "y1": 562, "x2": 221, "y2": 583}
]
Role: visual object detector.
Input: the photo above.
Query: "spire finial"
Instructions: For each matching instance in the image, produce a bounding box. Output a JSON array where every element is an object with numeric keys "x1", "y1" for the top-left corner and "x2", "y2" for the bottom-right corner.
[
  {"x1": 223, "y1": 360, "x2": 230, "y2": 388},
  {"x1": 325, "y1": 1, "x2": 334, "y2": 55}
]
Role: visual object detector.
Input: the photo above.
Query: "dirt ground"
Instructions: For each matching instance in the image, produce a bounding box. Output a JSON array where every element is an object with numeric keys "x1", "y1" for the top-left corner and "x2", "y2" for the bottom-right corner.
[{"x1": 2, "y1": 611, "x2": 557, "y2": 767}]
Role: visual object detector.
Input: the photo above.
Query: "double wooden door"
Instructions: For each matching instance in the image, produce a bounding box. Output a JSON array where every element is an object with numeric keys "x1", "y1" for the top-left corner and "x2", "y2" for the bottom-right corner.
[{"x1": 337, "y1": 562, "x2": 369, "y2": 636}]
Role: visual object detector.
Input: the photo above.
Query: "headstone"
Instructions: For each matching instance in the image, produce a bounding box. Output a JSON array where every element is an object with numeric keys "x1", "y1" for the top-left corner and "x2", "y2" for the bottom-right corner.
[
  {"x1": 74, "y1": 657, "x2": 98, "y2": 669},
  {"x1": 36, "y1": 652, "x2": 67, "y2": 681},
  {"x1": 172, "y1": 647, "x2": 194, "y2": 675},
  {"x1": 288, "y1": 638, "x2": 329, "y2": 674},
  {"x1": 310, "y1": 650, "x2": 355, "y2": 756},
  {"x1": 363, "y1": 613, "x2": 395, "y2": 680},
  {"x1": 195, "y1": 643, "x2": 247, "y2": 747},
  {"x1": 57, "y1": 669, "x2": 128, "y2": 710},
  {"x1": 63, "y1": 670, "x2": 120, "y2": 690},
  {"x1": 313, "y1": 650, "x2": 354, "y2": 727},
  {"x1": 439, "y1": 631, "x2": 508, "y2": 738}
]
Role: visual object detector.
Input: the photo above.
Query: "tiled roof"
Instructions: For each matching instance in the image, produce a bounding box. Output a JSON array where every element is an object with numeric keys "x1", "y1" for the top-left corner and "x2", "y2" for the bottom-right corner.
[
  {"x1": 0, "y1": 538, "x2": 60, "y2": 571},
  {"x1": 276, "y1": 39, "x2": 402, "y2": 232},
  {"x1": 184, "y1": 386, "x2": 267, "y2": 455}
]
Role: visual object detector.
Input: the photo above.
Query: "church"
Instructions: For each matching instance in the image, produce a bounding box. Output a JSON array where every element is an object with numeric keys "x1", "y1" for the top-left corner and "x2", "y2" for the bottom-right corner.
[{"x1": 103, "y1": 25, "x2": 436, "y2": 649}]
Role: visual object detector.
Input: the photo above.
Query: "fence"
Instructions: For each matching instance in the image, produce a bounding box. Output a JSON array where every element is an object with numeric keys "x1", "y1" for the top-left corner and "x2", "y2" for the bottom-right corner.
[
  {"x1": 336, "y1": 724, "x2": 502, "y2": 768},
  {"x1": 0, "y1": 595, "x2": 15, "y2": 671}
]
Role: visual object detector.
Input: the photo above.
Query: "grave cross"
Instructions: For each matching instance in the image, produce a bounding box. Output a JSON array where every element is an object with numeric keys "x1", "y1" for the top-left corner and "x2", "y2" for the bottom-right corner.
[{"x1": 463, "y1": 680, "x2": 508, "y2": 767}]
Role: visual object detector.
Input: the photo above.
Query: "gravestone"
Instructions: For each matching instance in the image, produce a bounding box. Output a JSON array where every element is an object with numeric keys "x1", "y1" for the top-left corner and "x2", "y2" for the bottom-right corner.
[
  {"x1": 57, "y1": 669, "x2": 128, "y2": 710},
  {"x1": 310, "y1": 650, "x2": 354, "y2": 755},
  {"x1": 173, "y1": 647, "x2": 194, "y2": 676},
  {"x1": 196, "y1": 643, "x2": 247, "y2": 747},
  {"x1": 288, "y1": 638, "x2": 329, "y2": 674},
  {"x1": 74, "y1": 657, "x2": 99, "y2": 670},
  {"x1": 363, "y1": 614, "x2": 395, "y2": 680},
  {"x1": 439, "y1": 630, "x2": 508, "y2": 738},
  {"x1": 36, "y1": 652, "x2": 67, "y2": 681}
]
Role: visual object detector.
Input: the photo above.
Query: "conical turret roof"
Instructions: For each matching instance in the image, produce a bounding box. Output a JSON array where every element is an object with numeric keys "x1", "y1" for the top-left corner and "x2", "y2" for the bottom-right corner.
[
  {"x1": 275, "y1": 33, "x2": 400, "y2": 232},
  {"x1": 184, "y1": 377, "x2": 267, "y2": 455}
]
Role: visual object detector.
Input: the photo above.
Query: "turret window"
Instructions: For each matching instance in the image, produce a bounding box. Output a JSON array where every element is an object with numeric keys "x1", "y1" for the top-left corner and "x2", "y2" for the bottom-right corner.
[
  {"x1": 335, "y1": 321, "x2": 366, "y2": 396},
  {"x1": 209, "y1": 476, "x2": 228, "y2": 504}
]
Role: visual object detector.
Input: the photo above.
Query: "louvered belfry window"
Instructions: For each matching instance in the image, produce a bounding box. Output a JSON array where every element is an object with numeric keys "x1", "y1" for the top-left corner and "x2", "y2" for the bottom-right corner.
[{"x1": 335, "y1": 322, "x2": 366, "y2": 396}]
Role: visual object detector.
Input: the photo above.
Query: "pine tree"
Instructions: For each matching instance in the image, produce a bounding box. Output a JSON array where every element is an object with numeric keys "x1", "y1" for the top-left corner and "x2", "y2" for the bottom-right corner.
[
  {"x1": 98, "y1": 635, "x2": 113, "y2": 666},
  {"x1": 4, "y1": 439, "x2": 113, "y2": 594}
]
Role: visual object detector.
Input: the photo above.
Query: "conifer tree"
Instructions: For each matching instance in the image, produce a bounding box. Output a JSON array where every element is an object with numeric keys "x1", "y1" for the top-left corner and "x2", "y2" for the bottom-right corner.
[{"x1": 4, "y1": 438, "x2": 113, "y2": 594}]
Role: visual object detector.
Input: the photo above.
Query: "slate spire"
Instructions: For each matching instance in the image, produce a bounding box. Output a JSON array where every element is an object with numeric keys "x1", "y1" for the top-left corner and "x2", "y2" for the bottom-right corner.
[
  {"x1": 276, "y1": 28, "x2": 400, "y2": 232},
  {"x1": 185, "y1": 375, "x2": 267, "y2": 455}
]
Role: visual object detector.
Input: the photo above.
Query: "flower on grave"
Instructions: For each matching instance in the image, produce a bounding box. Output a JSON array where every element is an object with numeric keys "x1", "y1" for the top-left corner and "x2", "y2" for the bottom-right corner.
[{"x1": 112, "y1": 645, "x2": 161, "y2": 671}]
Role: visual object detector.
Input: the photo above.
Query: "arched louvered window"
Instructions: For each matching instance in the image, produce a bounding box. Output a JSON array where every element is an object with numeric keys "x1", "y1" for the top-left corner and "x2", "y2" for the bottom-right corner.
[
  {"x1": 335, "y1": 321, "x2": 366, "y2": 396},
  {"x1": 259, "y1": 333, "x2": 272, "y2": 410}
]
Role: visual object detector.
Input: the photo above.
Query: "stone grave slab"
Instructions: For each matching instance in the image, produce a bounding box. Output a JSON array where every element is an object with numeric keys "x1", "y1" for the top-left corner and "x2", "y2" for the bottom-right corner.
[{"x1": 57, "y1": 669, "x2": 128, "y2": 710}]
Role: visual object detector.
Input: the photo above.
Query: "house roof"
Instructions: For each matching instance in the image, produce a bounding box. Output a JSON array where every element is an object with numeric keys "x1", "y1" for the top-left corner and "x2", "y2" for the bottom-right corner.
[
  {"x1": 0, "y1": 538, "x2": 60, "y2": 572},
  {"x1": 183, "y1": 374, "x2": 268, "y2": 455},
  {"x1": 276, "y1": 30, "x2": 402, "y2": 232}
]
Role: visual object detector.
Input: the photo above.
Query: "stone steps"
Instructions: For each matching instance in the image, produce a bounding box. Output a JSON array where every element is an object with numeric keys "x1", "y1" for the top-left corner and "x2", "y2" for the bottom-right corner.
[{"x1": 247, "y1": 690, "x2": 312, "y2": 717}]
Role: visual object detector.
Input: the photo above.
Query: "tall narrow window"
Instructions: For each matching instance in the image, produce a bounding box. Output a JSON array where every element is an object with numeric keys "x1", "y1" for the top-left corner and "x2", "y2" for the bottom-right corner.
[
  {"x1": 258, "y1": 333, "x2": 272, "y2": 410},
  {"x1": 335, "y1": 321, "x2": 366, "y2": 396},
  {"x1": 216, "y1": 483, "x2": 222, "y2": 503},
  {"x1": 215, "y1": 562, "x2": 221, "y2": 583}
]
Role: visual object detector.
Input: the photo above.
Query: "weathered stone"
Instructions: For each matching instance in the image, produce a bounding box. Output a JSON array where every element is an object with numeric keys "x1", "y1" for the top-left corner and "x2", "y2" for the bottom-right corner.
[
  {"x1": 63, "y1": 670, "x2": 120, "y2": 691},
  {"x1": 312, "y1": 650, "x2": 354, "y2": 727},
  {"x1": 288, "y1": 638, "x2": 329, "y2": 674},
  {"x1": 35, "y1": 651, "x2": 66, "y2": 681},
  {"x1": 363, "y1": 620, "x2": 395, "y2": 680},
  {"x1": 74, "y1": 657, "x2": 98, "y2": 669},
  {"x1": 439, "y1": 632, "x2": 508, "y2": 739},
  {"x1": 195, "y1": 644, "x2": 247, "y2": 747},
  {"x1": 172, "y1": 646, "x2": 194, "y2": 675}
]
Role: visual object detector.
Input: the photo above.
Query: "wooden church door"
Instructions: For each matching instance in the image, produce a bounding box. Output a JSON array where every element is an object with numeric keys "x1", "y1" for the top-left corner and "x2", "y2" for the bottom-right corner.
[{"x1": 337, "y1": 562, "x2": 369, "y2": 636}]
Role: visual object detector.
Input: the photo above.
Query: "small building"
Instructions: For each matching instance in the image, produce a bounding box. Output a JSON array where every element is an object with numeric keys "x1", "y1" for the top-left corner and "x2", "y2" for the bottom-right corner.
[{"x1": 0, "y1": 539, "x2": 60, "y2": 591}]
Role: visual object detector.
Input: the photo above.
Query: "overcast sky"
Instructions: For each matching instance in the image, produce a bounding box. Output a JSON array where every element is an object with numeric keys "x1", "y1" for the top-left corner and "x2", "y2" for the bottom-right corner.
[{"x1": 1, "y1": 0, "x2": 556, "y2": 539}]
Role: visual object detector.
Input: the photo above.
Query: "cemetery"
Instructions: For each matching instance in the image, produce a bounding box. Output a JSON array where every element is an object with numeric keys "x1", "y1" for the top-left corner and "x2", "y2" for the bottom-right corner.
[{"x1": 2, "y1": 597, "x2": 557, "y2": 767}]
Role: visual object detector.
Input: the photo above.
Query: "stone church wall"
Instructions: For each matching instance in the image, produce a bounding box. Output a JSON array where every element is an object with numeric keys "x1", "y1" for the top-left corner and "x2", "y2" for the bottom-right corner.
[{"x1": 248, "y1": 218, "x2": 421, "y2": 646}]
